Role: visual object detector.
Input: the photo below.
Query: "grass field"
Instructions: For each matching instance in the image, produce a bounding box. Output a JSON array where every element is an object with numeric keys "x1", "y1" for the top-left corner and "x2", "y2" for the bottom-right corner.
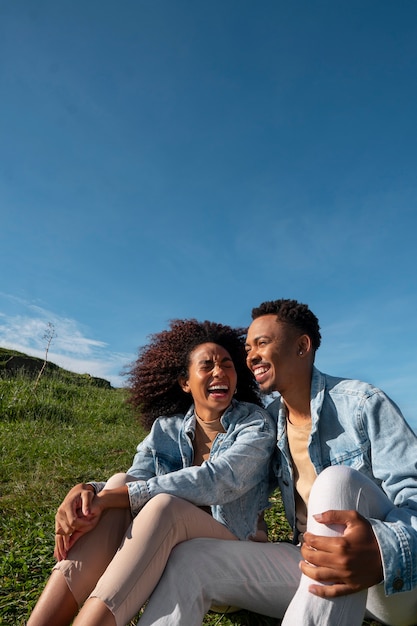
[{"x1": 0, "y1": 369, "x2": 382, "y2": 625}]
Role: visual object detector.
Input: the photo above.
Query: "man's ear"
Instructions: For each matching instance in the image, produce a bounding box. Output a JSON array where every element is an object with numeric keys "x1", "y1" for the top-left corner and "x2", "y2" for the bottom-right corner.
[
  {"x1": 298, "y1": 334, "x2": 312, "y2": 355},
  {"x1": 178, "y1": 376, "x2": 191, "y2": 393}
]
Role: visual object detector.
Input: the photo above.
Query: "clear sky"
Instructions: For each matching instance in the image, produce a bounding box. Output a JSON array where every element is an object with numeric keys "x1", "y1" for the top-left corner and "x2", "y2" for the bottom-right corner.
[{"x1": 1, "y1": 1, "x2": 417, "y2": 430}]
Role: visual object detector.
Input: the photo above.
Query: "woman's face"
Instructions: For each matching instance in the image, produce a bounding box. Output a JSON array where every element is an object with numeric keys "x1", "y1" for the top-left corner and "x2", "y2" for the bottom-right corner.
[{"x1": 180, "y1": 342, "x2": 237, "y2": 422}]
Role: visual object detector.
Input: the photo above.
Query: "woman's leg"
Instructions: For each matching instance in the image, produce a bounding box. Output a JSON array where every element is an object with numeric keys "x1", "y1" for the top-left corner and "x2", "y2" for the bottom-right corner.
[
  {"x1": 27, "y1": 570, "x2": 79, "y2": 626},
  {"x1": 73, "y1": 494, "x2": 239, "y2": 626},
  {"x1": 281, "y1": 466, "x2": 397, "y2": 626},
  {"x1": 27, "y1": 474, "x2": 133, "y2": 626}
]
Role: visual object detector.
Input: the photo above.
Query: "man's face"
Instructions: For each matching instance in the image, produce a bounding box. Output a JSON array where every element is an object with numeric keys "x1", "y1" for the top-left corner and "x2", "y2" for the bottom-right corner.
[{"x1": 245, "y1": 314, "x2": 300, "y2": 395}]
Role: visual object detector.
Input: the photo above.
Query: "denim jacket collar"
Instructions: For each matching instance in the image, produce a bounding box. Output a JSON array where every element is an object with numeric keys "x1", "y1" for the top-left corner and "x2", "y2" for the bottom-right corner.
[
  {"x1": 183, "y1": 399, "x2": 240, "y2": 438},
  {"x1": 275, "y1": 365, "x2": 321, "y2": 439}
]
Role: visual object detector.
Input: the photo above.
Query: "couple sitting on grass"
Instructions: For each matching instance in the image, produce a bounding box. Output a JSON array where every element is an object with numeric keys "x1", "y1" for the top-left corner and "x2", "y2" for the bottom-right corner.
[{"x1": 29, "y1": 299, "x2": 417, "y2": 626}]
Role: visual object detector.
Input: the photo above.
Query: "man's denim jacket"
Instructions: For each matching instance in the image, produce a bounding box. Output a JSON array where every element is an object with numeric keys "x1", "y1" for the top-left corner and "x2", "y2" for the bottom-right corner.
[
  {"x1": 268, "y1": 366, "x2": 417, "y2": 596},
  {"x1": 123, "y1": 399, "x2": 276, "y2": 541}
]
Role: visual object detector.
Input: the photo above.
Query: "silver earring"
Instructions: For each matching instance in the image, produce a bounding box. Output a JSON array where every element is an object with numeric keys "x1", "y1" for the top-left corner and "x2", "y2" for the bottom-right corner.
[{"x1": 298, "y1": 350, "x2": 303, "y2": 356}]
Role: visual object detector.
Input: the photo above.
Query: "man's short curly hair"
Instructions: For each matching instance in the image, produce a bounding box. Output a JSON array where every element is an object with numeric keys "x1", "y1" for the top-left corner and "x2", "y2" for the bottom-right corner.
[
  {"x1": 251, "y1": 299, "x2": 321, "y2": 352},
  {"x1": 127, "y1": 319, "x2": 262, "y2": 429}
]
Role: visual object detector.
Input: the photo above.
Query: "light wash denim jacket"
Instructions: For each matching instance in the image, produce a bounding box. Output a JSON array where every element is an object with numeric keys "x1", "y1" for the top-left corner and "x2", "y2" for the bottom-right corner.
[
  {"x1": 268, "y1": 366, "x2": 417, "y2": 596},
  {"x1": 121, "y1": 399, "x2": 276, "y2": 541}
]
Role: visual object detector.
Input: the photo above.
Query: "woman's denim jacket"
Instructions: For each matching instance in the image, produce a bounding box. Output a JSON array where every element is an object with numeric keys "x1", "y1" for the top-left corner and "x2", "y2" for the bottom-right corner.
[
  {"x1": 268, "y1": 366, "x2": 417, "y2": 596},
  {"x1": 124, "y1": 399, "x2": 276, "y2": 541}
]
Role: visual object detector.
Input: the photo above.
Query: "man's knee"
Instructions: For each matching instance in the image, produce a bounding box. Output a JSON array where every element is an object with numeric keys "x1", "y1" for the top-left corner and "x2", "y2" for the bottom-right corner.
[
  {"x1": 309, "y1": 465, "x2": 363, "y2": 514},
  {"x1": 314, "y1": 465, "x2": 357, "y2": 489}
]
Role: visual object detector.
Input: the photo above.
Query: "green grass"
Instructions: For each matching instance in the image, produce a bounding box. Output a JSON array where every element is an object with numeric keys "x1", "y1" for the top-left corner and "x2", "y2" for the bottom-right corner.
[{"x1": 0, "y1": 371, "x2": 382, "y2": 625}]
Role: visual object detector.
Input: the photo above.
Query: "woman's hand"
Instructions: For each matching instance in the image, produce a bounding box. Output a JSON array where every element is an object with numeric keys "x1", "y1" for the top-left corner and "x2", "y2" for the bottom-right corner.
[
  {"x1": 53, "y1": 483, "x2": 130, "y2": 560},
  {"x1": 55, "y1": 483, "x2": 95, "y2": 533},
  {"x1": 54, "y1": 483, "x2": 102, "y2": 560},
  {"x1": 54, "y1": 507, "x2": 103, "y2": 560}
]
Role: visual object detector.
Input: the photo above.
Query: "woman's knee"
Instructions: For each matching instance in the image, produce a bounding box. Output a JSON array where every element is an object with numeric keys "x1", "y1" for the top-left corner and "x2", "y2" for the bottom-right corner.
[
  {"x1": 137, "y1": 494, "x2": 185, "y2": 524},
  {"x1": 149, "y1": 493, "x2": 181, "y2": 508},
  {"x1": 104, "y1": 472, "x2": 130, "y2": 489}
]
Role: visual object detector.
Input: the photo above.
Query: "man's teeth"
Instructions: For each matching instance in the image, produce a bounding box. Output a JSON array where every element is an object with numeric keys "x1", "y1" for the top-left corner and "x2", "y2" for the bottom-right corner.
[{"x1": 254, "y1": 366, "x2": 268, "y2": 376}]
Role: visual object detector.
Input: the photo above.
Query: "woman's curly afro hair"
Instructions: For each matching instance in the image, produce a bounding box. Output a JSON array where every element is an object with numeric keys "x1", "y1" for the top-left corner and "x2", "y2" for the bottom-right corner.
[{"x1": 127, "y1": 318, "x2": 262, "y2": 429}]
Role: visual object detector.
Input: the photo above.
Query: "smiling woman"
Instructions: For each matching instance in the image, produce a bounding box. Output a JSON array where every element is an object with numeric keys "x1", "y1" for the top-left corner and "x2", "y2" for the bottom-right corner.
[
  {"x1": 179, "y1": 343, "x2": 237, "y2": 421},
  {"x1": 127, "y1": 318, "x2": 262, "y2": 428},
  {"x1": 28, "y1": 319, "x2": 277, "y2": 626}
]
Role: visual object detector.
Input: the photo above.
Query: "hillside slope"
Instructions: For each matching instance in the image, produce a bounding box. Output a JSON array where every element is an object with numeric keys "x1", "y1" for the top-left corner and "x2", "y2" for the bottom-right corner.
[{"x1": 0, "y1": 346, "x2": 112, "y2": 388}]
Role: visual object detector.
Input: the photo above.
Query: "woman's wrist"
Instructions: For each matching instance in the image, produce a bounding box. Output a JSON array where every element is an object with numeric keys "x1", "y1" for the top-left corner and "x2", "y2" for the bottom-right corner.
[
  {"x1": 86, "y1": 481, "x2": 106, "y2": 495},
  {"x1": 96, "y1": 486, "x2": 130, "y2": 510}
]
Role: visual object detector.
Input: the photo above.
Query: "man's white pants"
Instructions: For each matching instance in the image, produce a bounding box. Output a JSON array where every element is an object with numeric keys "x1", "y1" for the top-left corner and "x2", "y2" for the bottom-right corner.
[{"x1": 140, "y1": 466, "x2": 417, "y2": 626}]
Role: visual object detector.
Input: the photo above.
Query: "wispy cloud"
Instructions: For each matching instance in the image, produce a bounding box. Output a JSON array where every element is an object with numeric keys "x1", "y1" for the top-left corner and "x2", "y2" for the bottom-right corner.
[{"x1": 0, "y1": 295, "x2": 133, "y2": 386}]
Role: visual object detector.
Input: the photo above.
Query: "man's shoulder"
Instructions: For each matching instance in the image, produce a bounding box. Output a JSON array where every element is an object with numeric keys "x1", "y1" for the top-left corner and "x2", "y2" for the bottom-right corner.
[
  {"x1": 323, "y1": 371, "x2": 375, "y2": 390},
  {"x1": 320, "y1": 370, "x2": 384, "y2": 401}
]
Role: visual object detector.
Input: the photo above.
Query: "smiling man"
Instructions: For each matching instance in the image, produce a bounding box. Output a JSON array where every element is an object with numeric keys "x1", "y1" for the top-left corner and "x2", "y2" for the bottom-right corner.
[{"x1": 139, "y1": 299, "x2": 417, "y2": 626}]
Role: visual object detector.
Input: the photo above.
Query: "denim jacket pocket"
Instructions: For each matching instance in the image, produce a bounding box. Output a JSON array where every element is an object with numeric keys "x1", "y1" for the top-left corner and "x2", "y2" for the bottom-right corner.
[
  {"x1": 154, "y1": 453, "x2": 183, "y2": 475},
  {"x1": 328, "y1": 449, "x2": 368, "y2": 472}
]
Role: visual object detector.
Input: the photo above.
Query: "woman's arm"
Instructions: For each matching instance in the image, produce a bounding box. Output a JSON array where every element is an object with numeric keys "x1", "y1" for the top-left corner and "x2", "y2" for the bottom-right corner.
[{"x1": 127, "y1": 405, "x2": 276, "y2": 515}]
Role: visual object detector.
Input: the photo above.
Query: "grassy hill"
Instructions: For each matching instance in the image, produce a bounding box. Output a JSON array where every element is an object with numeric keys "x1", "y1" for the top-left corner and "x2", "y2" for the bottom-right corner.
[
  {"x1": 0, "y1": 360, "x2": 137, "y2": 624},
  {"x1": 0, "y1": 346, "x2": 112, "y2": 390},
  {"x1": 0, "y1": 359, "x2": 381, "y2": 625}
]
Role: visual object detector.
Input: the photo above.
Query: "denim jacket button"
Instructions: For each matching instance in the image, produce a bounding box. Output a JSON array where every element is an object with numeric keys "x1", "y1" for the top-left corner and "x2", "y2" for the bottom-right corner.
[{"x1": 393, "y1": 577, "x2": 404, "y2": 591}]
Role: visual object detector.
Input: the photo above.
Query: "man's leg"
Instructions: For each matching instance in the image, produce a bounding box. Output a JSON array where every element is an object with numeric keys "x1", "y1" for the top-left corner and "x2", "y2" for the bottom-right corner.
[
  {"x1": 366, "y1": 580, "x2": 417, "y2": 626},
  {"x1": 140, "y1": 538, "x2": 301, "y2": 626},
  {"x1": 282, "y1": 465, "x2": 415, "y2": 626}
]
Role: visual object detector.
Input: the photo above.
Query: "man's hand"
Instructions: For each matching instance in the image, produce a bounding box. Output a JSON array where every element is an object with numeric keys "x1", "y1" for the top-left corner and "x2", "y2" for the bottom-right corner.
[{"x1": 300, "y1": 510, "x2": 383, "y2": 598}]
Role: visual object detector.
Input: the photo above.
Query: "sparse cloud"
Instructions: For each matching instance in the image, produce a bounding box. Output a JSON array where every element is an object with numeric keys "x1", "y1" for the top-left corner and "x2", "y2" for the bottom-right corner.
[{"x1": 0, "y1": 295, "x2": 134, "y2": 387}]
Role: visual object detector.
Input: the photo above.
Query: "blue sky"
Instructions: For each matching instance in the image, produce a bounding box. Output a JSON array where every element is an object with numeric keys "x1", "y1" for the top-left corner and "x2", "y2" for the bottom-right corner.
[{"x1": 1, "y1": 1, "x2": 417, "y2": 429}]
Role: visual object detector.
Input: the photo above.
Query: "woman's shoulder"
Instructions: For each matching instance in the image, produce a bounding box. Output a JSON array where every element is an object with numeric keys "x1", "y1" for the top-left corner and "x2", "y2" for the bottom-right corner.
[
  {"x1": 228, "y1": 400, "x2": 276, "y2": 426},
  {"x1": 139, "y1": 414, "x2": 185, "y2": 442},
  {"x1": 151, "y1": 413, "x2": 187, "y2": 431}
]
